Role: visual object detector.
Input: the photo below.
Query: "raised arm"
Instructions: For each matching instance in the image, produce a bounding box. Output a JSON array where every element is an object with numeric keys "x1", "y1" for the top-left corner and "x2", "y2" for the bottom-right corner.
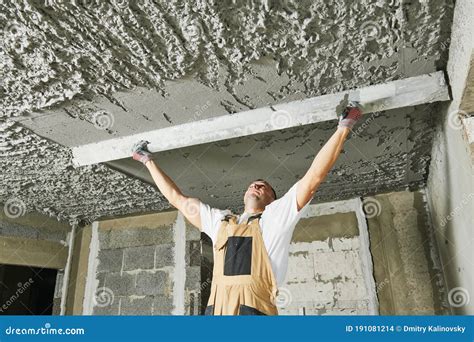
[
  {"x1": 296, "y1": 103, "x2": 362, "y2": 210},
  {"x1": 132, "y1": 141, "x2": 202, "y2": 230}
]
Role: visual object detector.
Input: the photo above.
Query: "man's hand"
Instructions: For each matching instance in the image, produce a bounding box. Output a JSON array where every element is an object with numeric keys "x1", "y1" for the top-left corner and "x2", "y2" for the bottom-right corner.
[
  {"x1": 132, "y1": 140, "x2": 153, "y2": 164},
  {"x1": 337, "y1": 101, "x2": 362, "y2": 129},
  {"x1": 132, "y1": 140, "x2": 203, "y2": 230}
]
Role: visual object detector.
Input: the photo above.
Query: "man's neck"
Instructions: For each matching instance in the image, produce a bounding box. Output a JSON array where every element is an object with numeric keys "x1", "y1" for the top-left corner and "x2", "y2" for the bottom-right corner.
[{"x1": 243, "y1": 208, "x2": 264, "y2": 215}]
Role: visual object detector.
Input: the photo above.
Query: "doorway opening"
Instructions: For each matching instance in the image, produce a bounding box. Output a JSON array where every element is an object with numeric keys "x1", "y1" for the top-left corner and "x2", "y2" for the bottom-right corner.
[{"x1": 0, "y1": 264, "x2": 58, "y2": 315}]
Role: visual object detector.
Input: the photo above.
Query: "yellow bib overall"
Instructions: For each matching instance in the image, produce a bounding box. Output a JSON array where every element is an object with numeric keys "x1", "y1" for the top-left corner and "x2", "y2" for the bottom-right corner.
[{"x1": 204, "y1": 213, "x2": 279, "y2": 315}]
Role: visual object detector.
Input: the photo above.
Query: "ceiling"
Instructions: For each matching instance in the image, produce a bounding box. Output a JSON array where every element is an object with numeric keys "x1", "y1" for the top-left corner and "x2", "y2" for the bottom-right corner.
[{"x1": 0, "y1": 0, "x2": 454, "y2": 223}]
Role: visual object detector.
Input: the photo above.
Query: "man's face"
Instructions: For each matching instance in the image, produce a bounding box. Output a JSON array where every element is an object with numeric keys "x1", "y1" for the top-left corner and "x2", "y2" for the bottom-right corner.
[{"x1": 244, "y1": 180, "x2": 276, "y2": 208}]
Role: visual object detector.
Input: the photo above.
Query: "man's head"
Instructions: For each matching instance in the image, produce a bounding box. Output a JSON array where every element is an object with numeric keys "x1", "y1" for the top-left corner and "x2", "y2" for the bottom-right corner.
[{"x1": 244, "y1": 179, "x2": 277, "y2": 211}]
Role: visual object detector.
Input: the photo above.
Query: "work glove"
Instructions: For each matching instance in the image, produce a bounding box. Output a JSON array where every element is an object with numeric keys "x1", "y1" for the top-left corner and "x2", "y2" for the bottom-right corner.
[
  {"x1": 132, "y1": 140, "x2": 153, "y2": 164},
  {"x1": 337, "y1": 101, "x2": 362, "y2": 129}
]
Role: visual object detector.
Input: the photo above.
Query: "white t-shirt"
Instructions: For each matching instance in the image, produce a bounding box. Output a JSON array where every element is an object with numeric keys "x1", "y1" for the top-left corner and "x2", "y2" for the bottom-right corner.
[{"x1": 199, "y1": 181, "x2": 312, "y2": 286}]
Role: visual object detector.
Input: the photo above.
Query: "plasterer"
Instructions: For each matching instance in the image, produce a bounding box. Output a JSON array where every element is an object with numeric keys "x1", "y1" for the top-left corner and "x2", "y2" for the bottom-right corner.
[{"x1": 131, "y1": 102, "x2": 362, "y2": 315}]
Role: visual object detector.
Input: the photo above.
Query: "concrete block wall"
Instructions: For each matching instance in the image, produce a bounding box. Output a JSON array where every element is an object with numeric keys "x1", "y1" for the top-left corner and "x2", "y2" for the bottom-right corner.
[
  {"x1": 89, "y1": 211, "x2": 202, "y2": 315},
  {"x1": 184, "y1": 221, "x2": 202, "y2": 315},
  {"x1": 278, "y1": 211, "x2": 370, "y2": 315},
  {"x1": 367, "y1": 190, "x2": 449, "y2": 314},
  {"x1": 0, "y1": 209, "x2": 71, "y2": 315},
  {"x1": 425, "y1": 0, "x2": 474, "y2": 314},
  {"x1": 53, "y1": 271, "x2": 64, "y2": 315},
  {"x1": 0, "y1": 210, "x2": 69, "y2": 244},
  {"x1": 276, "y1": 189, "x2": 448, "y2": 316}
]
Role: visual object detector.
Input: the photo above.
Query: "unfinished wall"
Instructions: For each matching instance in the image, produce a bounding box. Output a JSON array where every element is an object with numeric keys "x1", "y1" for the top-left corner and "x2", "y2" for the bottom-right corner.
[
  {"x1": 63, "y1": 224, "x2": 92, "y2": 315},
  {"x1": 83, "y1": 211, "x2": 201, "y2": 315},
  {"x1": 0, "y1": 208, "x2": 69, "y2": 244},
  {"x1": 367, "y1": 190, "x2": 448, "y2": 315},
  {"x1": 0, "y1": 208, "x2": 71, "y2": 314},
  {"x1": 1, "y1": 191, "x2": 451, "y2": 316},
  {"x1": 279, "y1": 212, "x2": 370, "y2": 315},
  {"x1": 269, "y1": 190, "x2": 447, "y2": 316},
  {"x1": 426, "y1": 0, "x2": 474, "y2": 315}
]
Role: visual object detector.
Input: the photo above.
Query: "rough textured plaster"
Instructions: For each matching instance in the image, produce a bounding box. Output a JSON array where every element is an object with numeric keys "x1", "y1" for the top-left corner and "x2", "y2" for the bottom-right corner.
[
  {"x1": 0, "y1": 120, "x2": 168, "y2": 222},
  {"x1": 1, "y1": 0, "x2": 453, "y2": 118},
  {"x1": 0, "y1": 0, "x2": 454, "y2": 222}
]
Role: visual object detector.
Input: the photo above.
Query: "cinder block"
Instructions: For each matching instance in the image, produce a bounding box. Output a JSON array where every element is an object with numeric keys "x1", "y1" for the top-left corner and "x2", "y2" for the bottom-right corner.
[
  {"x1": 335, "y1": 298, "x2": 370, "y2": 311},
  {"x1": 286, "y1": 252, "x2": 314, "y2": 282},
  {"x1": 104, "y1": 272, "x2": 136, "y2": 296},
  {"x1": 38, "y1": 230, "x2": 67, "y2": 242},
  {"x1": 332, "y1": 237, "x2": 359, "y2": 251},
  {"x1": 152, "y1": 295, "x2": 173, "y2": 315},
  {"x1": 123, "y1": 245, "x2": 155, "y2": 271},
  {"x1": 93, "y1": 295, "x2": 121, "y2": 316},
  {"x1": 185, "y1": 291, "x2": 201, "y2": 315},
  {"x1": 334, "y1": 278, "x2": 368, "y2": 301},
  {"x1": 96, "y1": 272, "x2": 107, "y2": 289},
  {"x1": 185, "y1": 240, "x2": 201, "y2": 267},
  {"x1": 314, "y1": 250, "x2": 361, "y2": 280},
  {"x1": 120, "y1": 296, "x2": 153, "y2": 315},
  {"x1": 320, "y1": 308, "x2": 356, "y2": 315},
  {"x1": 277, "y1": 307, "x2": 300, "y2": 315},
  {"x1": 284, "y1": 281, "x2": 334, "y2": 303},
  {"x1": 100, "y1": 227, "x2": 173, "y2": 249},
  {"x1": 185, "y1": 223, "x2": 201, "y2": 241},
  {"x1": 155, "y1": 243, "x2": 174, "y2": 268},
  {"x1": 52, "y1": 298, "x2": 62, "y2": 315},
  {"x1": 312, "y1": 281, "x2": 335, "y2": 302},
  {"x1": 185, "y1": 266, "x2": 201, "y2": 291},
  {"x1": 0, "y1": 224, "x2": 38, "y2": 239},
  {"x1": 97, "y1": 248, "x2": 123, "y2": 273},
  {"x1": 345, "y1": 250, "x2": 363, "y2": 278},
  {"x1": 136, "y1": 270, "x2": 168, "y2": 296},
  {"x1": 99, "y1": 230, "x2": 111, "y2": 249},
  {"x1": 313, "y1": 251, "x2": 347, "y2": 281},
  {"x1": 311, "y1": 240, "x2": 331, "y2": 252},
  {"x1": 289, "y1": 240, "x2": 330, "y2": 254}
]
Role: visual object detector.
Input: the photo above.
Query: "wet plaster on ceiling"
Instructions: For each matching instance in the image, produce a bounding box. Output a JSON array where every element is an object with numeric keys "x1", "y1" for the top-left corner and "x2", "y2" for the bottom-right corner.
[
  {"x1": 0, "y1": 0, "x2": 454, "y2": 222},
  {"x1": 108, "y1": 103, "x2": 440, "y2": 212}
]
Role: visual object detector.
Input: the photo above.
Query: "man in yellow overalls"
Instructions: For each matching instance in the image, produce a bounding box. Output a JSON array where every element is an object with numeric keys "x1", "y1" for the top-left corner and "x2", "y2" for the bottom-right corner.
[{"x1": 132, "y1": 103, "x2": 362, "y2": 315}]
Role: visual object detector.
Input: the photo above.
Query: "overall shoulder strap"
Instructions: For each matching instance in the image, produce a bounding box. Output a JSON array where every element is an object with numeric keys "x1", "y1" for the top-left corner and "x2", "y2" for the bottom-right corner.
[
  {"x1": 221, "y1": 213, "x2": 238, "y2": 224},
  {"x1": 215, "y1": 213, "x2": 237, "y2": 251},
  {"x1": 247, "y1": 213, "x2": 262, "y2": 224}
]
